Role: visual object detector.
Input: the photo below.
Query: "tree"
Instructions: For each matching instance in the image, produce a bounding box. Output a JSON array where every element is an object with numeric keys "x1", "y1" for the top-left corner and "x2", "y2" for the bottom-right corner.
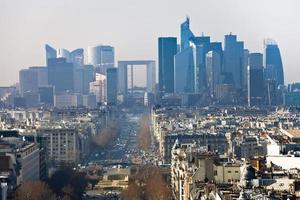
[
  {"x1": 137, "y1": 115, "x2": 152, "y2": 151},
  {"x1": 92, "y1": 122, "x2": 120, "y2": 148},
  {"x1": 13, "y1": 181, "x2": 58, "y2": 200},
  {"x1": 47, "y1": 167, "x2": 88, "y2": 200},
  {"x1": 121, "y1": 165, "x2": 172, "y2": 200}
]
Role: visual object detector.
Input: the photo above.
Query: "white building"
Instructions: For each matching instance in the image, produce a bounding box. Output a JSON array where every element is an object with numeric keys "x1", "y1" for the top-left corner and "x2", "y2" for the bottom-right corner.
[{"x1": 87, "y1": 45, "x2": 114, "y2": 74}]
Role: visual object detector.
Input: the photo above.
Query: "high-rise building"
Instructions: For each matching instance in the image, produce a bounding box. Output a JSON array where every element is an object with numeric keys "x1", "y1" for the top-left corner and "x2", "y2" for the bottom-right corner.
[
  {"x1": 180, "y1": 17, "x2": 195, "y2": 50},
  {"x1": 73, "y1": 65, "x2": 94, "y2": 94},
  {"x1": 57, "y1": 48, "x2": 70, "y2": 61},
  {"x1": 248, "y1": 53, "x2": 264, "y2": 106},
  {"x1": 19, "y1": 69, "x2": 39, "y2": 95},
  {"x1": 90, "y1": 73, "x2": 106, "y2": 104},
  {"x1": 223, "y1": 34, "x2": 244, "y2": 90},
  {"x1": 106, "y1": 68, "x2": 118, "y2": 105},
  {"x1": 264, "y1": 39, "x2": 284, "y2": 86},
  {"x1": 45, "y1": 44, "x2": 57, "y2": 65},
  {"x1": 206, "y1": 51, "x2": 222, "y2": 97},
  {"x1": 70, "y1": 48, "x2": 84, "y2": 67},
  {"x1": 174, "y1": 47, "x2": 195, "y2": 93},
  {"x1": 47, "y1": 58, "x2": 74, "y2": 93},
  {"x1": 28, "y1": 66, "x2": 48, "y2": 86},
  {"x1": 38, "y1": 86, "x2": 54, "y2": 106},
  {"x1": 242, "y1": 49, "x2": 250, "y2": 89},
  {"x1": 87, "y1": 45, "x2": 115, "y2": 74},
  {"x1": 158, "y1": 37, "x2": 177, "y2": 93}
]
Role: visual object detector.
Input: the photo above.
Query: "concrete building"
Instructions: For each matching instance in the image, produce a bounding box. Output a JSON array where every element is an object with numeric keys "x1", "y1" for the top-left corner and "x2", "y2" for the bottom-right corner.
[{"x1": 37, "y1": 128, "x2": 79, "y2": 165}]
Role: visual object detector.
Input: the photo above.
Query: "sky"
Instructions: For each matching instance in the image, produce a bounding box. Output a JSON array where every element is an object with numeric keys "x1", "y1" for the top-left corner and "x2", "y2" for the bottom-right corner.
[{"x1": 0, "y1": 0, "x2": 300, "y2": 86}]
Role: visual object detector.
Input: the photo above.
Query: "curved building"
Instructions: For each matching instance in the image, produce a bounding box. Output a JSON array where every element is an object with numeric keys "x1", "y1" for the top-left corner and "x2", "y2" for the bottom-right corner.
[
  {"x1": 87, "y1": 45, "x2": 114, "y2": 74},
  {"x1": 45, "y1": 44, "x2": 57, "y2": 65},
  {"x1": 70, "y1": 48, "x2": 84, "y2": 67},
  {"x1": 264, "y1": 39, "x2": 284, "y2": 86}
]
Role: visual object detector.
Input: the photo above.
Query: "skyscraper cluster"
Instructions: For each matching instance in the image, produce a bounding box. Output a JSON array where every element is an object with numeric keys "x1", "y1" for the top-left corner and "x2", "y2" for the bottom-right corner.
[
  {"x1": 17, "y1": 44, "x2": 118, "y2": 108},
  {"x1": 158, "y1": 17, "x2": 285, "y2": 106}
]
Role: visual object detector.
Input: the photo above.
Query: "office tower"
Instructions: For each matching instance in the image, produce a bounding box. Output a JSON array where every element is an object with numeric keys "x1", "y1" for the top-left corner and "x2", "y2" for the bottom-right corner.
[
  {"x1": 74, "y1": 68, "x2": 84, "y2": 94},
  {"x1": 247, "y1": 53, "x2": 264, "y2": 106},
  {"x1": 74, "y1": 65, "x2": 94, "y2": 94},
  {"x1": 45, "y1": 44, "x2": 57, "y2": 65},
  {"x1": 223, "y1": 34, "x2": 244, "y2": 90},
  {"x1": 90, "y1": 73, "x2": 106, "y2": 103},
  {"x1": 70, "y1": 48, "x2": 84, "y2": 68},
  {"x1": 206, "y1": 51, "x2": 221, "y2": 97},
  {"x1": 47, "y1": 58, "x2": 74, "y2": 93},
  {"x1": 158, "y1": 37, "x2": 177, "y2": 93},
  {"x1": 83, "y1": 65, "x2": 94, "y2": 94},
  {"x1": 106, "y1": 68, "x2": 118, "y2": 105},
  {"x1": 242, "y1": 49, "x2": 250, "y2": 89},
  {"x1": 23, "y1": 91, "x2": 40, "y2": 108},
  {"x1": 57, "y1": 48, "x2": 70, "y2": 61},
  {"x1": 29, "y1": 66, "x2": 48, "y2": 86},
  {"x1": 87, "y1": 45, "x2": 115, "y2": 74},
  {"x1": 38, "y1": 86, "x2": 54, "y2": 106},
  {"x1": 264, "y1": 39, "x2": 284, "y2": 86},
  {"x1": 174, "y1": 47, "x2": 195, "y2": 93},
  {"x1": 180, "y1": 17, "x2": 195, "y2": 50},
  {"x1": 19, "y1": 69, "x2": 39, "y2": 95}
]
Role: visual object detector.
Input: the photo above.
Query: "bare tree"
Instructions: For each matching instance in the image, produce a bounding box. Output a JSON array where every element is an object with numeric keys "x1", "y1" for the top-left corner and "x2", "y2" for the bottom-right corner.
[
  {"x1": 121, "y1": 165, "x2": 171, "y2": 200},
  {"x1": 93, "y1": 122, "x2": 120, "y2": 148},
  {"x1": 137, "y1": 115, "x2": 152, "y2": 151},
  {"x1": 13, "y1": 181, "x2": 58, "y2": 200}
]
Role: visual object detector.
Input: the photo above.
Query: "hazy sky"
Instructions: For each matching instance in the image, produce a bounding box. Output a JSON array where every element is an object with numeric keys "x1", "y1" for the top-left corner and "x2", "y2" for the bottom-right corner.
[{"x1": 0, "y1": 0, "x2": 299, "y2": 86}]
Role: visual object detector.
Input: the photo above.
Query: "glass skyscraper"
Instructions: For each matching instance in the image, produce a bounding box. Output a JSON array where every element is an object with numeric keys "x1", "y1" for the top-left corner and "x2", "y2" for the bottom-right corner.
[
  {"x1": 87, "y1": 45, "x2": 115, "y2": 74},
  {"x1": 247, "y1": 53, "x2": 264, "y2": 106},
  {"x1": 264, "y1": 39, "x2": 284, "y2": 87},
  {"x1": 158, "y1": 37, "x2": 177, "y2": 93},
  {"x1": 47, "y1": 58, "x2": 75, "y2": 93},
  {"x1": 45, "y1": 44, "x2": 57, "y2": 65},
  {"x1": 106, "y1": 67, "x2": 118, "y2": 105}
]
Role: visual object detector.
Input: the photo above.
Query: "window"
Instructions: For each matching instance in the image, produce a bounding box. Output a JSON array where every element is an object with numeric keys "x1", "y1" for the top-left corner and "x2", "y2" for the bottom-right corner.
[{"x1": 227, "y1": 171, "x2": 231, "y2": 173}]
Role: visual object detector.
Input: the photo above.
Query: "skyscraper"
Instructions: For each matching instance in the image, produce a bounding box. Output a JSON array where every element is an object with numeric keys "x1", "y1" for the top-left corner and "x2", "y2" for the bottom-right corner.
[
  {"x1": 87, "y1": 45, "x2": 115, "y2": 74},
  {"x1": 223, "y1": 34, "x2": 244, "y2": 90},
  {"x1": 19, "y1": 69, "x2": 39, "y2": 95},
  {"x1": 106, "y1": 68, "x2": 118, "y2": 105},
  {"x1": 264, "y1": 39, "x2": 284, "y2": 86},
  {"x1": 206, "y1": 51, "x2": 221, "y2": 97},
  {"x1": 180, "y1": 17, "x2": 195, "y2": 50},
  {"x1": 70, "y1": 48, "x2": 84, "y2": 68},
  {"x1": 47, "y1": 58, "x2": 74, "y2": 93},
  {"x1": 57, "y1": 48, "x2": 71, "y2": 61},
  {"x1": 248, "y1": 53, "x2": 264, "y2": 106},
  {"x1": 45, "y1": 44, "x2": 57, "y2": 65},
  {"x1": 174, "y1": 47, "x2": 195, "y2": 93},
  {"x1": 158, "y1": 37, "x2": 177, "y2": 93},
  {"x1": 38, "y1": 86, "x2": 54, "y2": 106}
]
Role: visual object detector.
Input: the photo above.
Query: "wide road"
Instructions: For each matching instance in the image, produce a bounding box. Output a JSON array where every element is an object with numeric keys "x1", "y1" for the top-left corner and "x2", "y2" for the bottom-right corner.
[{"x1": 86, "y1": 106, "x2": 150, "y2": 167}]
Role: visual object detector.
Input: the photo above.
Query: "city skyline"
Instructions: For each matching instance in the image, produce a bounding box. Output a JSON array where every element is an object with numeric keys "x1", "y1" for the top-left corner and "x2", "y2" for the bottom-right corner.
[{"x1": 1, "y1": 0, "x2": 300, "y2": 86}]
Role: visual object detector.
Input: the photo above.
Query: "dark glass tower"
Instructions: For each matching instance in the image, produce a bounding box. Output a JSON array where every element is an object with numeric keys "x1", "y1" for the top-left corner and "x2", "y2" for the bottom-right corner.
[
  {"x1": 223, "y1": 34, "x2": 244, "y2": 90},
  {"x1": 264, "y1": 39, "x2": 284, "y2": 87},
  {"x1": 47, "y1": 58, "x2": 74, "y2": 93},
  {"x1": 158, "y1": 37, "x2": 177, "y2": 93},
  {"x1": 248, "y1": 53, "x2": 264, "y2": 106},
  {"x1": 106, "y1": 67, "x2": 118, "y2": 105}
]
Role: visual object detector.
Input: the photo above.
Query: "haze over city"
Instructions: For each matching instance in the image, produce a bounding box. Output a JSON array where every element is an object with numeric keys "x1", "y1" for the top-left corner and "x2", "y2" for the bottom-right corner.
[{"x1": 0, "y1": 0, "x2": 300, "y2": 86}]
